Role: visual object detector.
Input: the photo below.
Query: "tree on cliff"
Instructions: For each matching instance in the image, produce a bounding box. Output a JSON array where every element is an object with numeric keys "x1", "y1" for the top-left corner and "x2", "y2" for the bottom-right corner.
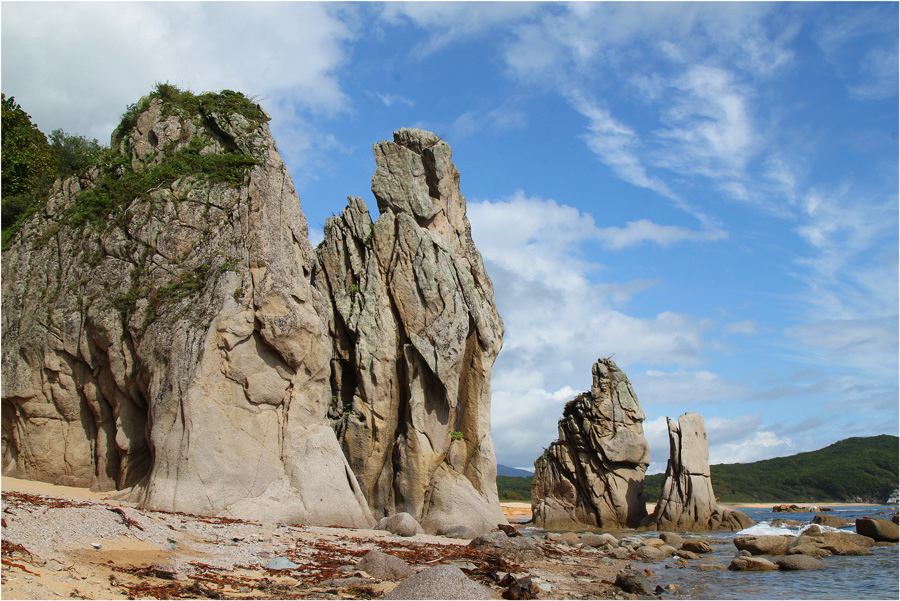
[
  {"x1": 2, "y1": 95, "x2": 106, "y2": 236},
  {"x1": 1, "y1": 94, "x2": 57, "y2": 228},
  {"x1": 48, "y1": 128, "x2": 103, "y2": 179}
]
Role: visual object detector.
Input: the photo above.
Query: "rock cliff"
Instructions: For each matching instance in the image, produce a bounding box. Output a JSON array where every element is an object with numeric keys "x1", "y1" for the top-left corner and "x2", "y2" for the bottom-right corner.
[
  {"x1": 313, "y1": 129, "x2": 507, "y2": 534},
  {"x1": 650, "y1": 412, "x2": 754, "y2": 532},
  {"x1": 531, "y1": 359, "x2": 650, "y2": 530},
  {"x1": 1, "y1": 89, "x2": 504, "y2": 530}
]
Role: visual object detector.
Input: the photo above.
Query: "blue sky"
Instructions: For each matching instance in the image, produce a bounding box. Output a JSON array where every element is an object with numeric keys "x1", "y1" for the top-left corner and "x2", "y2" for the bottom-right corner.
[{"x1": 3, "y1": 2, "x2": 897, "y2": 473}]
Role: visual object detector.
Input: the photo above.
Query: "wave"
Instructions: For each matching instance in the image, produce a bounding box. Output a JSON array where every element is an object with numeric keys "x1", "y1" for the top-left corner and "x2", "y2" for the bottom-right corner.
[{"x1": 737, "y1": 521, "x2": 848, "y2": 537}]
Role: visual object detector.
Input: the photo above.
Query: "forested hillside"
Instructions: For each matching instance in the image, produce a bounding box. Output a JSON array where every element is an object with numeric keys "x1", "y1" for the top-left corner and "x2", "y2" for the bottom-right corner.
[
  {"x1": 498, "y1": 435, "x2": 898, "y2": 504},
  {"x1": 644, "y1": 435, "x2": 898, "y2": 504}
]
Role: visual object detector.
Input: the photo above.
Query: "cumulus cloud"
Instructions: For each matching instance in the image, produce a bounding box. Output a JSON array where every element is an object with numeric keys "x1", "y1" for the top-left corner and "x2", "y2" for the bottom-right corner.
[
  {"x1": 468, "y1": 192, "x2": 730, "y2": 466},
  {"x1": 2, "y1": 3, "x2": 355, "y2": 145}
]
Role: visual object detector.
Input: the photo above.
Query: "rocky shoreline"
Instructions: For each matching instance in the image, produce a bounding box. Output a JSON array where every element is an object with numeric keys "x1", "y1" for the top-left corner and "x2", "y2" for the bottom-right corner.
[{"x1": 2, "y1": 479, "x2": 898, "y2": 600}]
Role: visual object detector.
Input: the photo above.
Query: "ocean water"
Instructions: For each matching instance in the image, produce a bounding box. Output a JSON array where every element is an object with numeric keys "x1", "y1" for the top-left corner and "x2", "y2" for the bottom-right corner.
[{"x1": 526, "y1": 505, "x2": 900, "y2": 600}]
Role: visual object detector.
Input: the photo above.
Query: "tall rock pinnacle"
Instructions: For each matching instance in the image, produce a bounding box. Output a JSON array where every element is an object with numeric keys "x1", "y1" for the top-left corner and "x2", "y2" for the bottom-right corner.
[
  {"x1": 314, "y1": 128, "x2": 506, "y2": 534},
  {"x1": 531, "y1": 359, "x2": 650, "y2": 530},
  {"x1": 650, "y1": 412, "x2": 754, "y2": 531}
]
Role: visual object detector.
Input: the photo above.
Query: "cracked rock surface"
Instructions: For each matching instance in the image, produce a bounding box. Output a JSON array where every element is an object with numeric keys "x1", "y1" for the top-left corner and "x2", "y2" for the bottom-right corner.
[
  {"x1": 314, "y1": 128, "x2": 506, "y2": 534},
  {"x1": 1, "y1": 90, "x2": 376, "y2": 527},
  {"x1": 531, "y1": 359, "x2": 650, "y2": 530},
  {"x1": 651, "y1": 412, "x2": 754, "y2": 532}
]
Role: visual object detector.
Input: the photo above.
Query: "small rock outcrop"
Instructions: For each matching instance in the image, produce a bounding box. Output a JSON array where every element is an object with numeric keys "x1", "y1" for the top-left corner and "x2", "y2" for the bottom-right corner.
[
  {"x1": 856, "y1": 517, "x2": 899, "y2": 542},
  {"x1": 531, "y1": 359, "x2": 650, "y2": 530},
  {"x1": 651, "y1": 412, "x2": 754, "y2": 531},
  {"x1": 313, "y1": 128, "x2": 506, "y2": 534}
]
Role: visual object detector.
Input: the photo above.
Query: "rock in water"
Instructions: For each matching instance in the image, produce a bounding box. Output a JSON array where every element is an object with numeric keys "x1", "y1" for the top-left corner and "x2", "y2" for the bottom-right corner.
[
  {"x1": 0, "y1": 87, "x2": 377, "y2": 527},
  {"x1": 651, "y1": 413, "x2": 753, "y2": 532},
  {"x1": 530, "y1": 359, "x2": 650, "y2": 530},
  {"x1": 313, "y1": 128, "x2": 506, "y2": 534}
]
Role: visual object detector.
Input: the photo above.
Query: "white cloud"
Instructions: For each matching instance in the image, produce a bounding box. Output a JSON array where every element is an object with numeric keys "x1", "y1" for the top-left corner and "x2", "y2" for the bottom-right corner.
[
  {"x1": 374, "y1": 91, "x2": 415, "y2": 108},
  {"x1": 2, "y1": 3, "x2": 355, "y2": 142},
  {"x1": 723, "y1": 320, "x2": 759, "y2": 335},
  {"x1": 470, "y1": 193, "x2": 725, "y2": 466},
  {"x1": 654, "y1": 66, "x2": 758, "y2": 182},
  {"x1": 597, "y1": 219, "x2": 727, "y2": 250},
  {"x1": 785, "y1": 317, "x2": 899, "y2": 377},
  {"x1": 632, "y1": 370, "x2": 750, "y2": 406},
  {"x1": 566, "y1": 91, "x2": 681, "y2": 207},
  {"x1": 380, "y1": 2, "x2": 541, "y2": 57},
  {"x1": 452, "y1": 104, "x2": 527, "y2": 139}
]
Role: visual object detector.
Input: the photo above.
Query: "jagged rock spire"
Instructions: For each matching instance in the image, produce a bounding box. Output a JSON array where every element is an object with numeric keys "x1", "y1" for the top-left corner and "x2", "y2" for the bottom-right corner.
[
  {"x1": 314, "y1": 128, "x2": 506, "y2": 534},
  {"x1": 531, "y1": 358, "x2": 650, "y2": 530}
]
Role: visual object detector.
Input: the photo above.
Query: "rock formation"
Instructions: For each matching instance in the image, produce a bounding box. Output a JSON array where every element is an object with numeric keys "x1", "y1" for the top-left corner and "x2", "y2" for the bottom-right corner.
[
  {"x1": 313, "y1": 128, "x2": 506, "y2": 534},
  {"x1": 650, "y1": 412, "x2": 753, "y2": 531},
  {"x1": 531, "y1": 359, "x2": 650, "y2": 530},
  {"x1": 1, "y1": 89, "x2": 505, "y2": 530}
]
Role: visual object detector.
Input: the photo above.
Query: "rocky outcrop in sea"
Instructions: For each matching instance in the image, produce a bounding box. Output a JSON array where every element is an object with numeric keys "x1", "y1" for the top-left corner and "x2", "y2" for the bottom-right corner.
[
  {"x1": 650, "y1": 412, "x2": 754, "y2": 531},
  {"x1": 1, "y1": 88, "x2": 505, "y2": 533},
  {"x1": 531, "y1": 359, "x2": 650, "y2": 530}
]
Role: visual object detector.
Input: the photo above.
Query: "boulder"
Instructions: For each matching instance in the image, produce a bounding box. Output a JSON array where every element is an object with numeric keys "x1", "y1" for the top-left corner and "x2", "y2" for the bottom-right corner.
[
  {"x1": 0, "y1": 88, "x2": 375, "y2": 529},
  {"x1": 856, "y1": 517, "x2": 899, "y2": 542},
  {"x1": 635, "y1": 546, "x2": 666, "y2": 561},
  {"x1": 383, "y1": 564, "x2": 497, "y2": 600},
  {"x1": 675, "y1": 550, "x2": 700, "y2": 560},
  {"x1": 729, "y1": 557, "x2": 778, "y2": 571},
  {"x1": 438, "y1": 524, "x2": 478, "y2": 540},
  {"x1": 378, "y1": 513, "x2": 422, "y2": 537},
  {"x1": 733, "y1": 535, "x2": 791, "y2": 556},
  {"x1": 821, "y1": 540, "x2": 872, "y2": 556},
  {"x1": 314, "y1": 129, "x2": 506, "y2": 535},
  {"x1": 787, "y1": 544, "x2": 831, "y2": 559},
  {"x1": 820, "y1": 531, "x2": 875, "y2": 548},
  {"x1": 659, "y1": 532, "x2": 683, "y2": 548},
  {"x1": 356, "y1": 550, "x2": 414, "y2": 580},
  {"x1": 469, "y1": 531, "x2": 538, "y2": 554},
  {"x1": 614, "y1": 565, "x2": 650, "y2": 595},
  {"x1": 579, "y1": 533, "x2": 617, "y2": 548},
  {"x1": 680, "y1": 540, "x2": 712, "y2": 554},
  {"x1": 776, "y1": 555, "x2": 825, "y2": 570},
  {"x1": 652, "y1": 413, "x2": 754, "y2": 532},
  {"x1": 812, "y1": 513, "x2": 850, "y2": 528},
  {"x1": 531, "y1": 359, "x2": 650, "y2": 530}
]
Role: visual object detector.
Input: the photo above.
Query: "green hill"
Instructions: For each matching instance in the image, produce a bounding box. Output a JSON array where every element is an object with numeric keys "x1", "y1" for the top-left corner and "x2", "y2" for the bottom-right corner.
[
  {"x1": 498, "y1": 435, "x2": 899, "y2": 504},
  {"x1": 497, "y1": 474, "x2": 533, "y2": 501},
  {"x1": 644, "y1": 434, "x2": 898, "y2": 504}
]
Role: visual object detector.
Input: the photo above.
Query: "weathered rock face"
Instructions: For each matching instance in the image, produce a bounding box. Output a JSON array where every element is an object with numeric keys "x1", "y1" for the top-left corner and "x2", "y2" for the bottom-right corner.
[
  {"x1": 312, "y1": 128, "x2": 506, "y2": 534},
  {"x1": 651, "y1": 412, "x2": 753, "y2": 532},
  {"x1": 1, "y1": 89, "x2": 374, "y2": 527},
  {"x1": 530, "y1": 359, "x2": 650, "y2": 530}
]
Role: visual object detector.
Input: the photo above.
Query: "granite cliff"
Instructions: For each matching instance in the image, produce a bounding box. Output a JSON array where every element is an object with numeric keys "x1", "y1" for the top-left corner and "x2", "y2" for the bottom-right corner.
[{"x1": 1, "y1": 87, "x2": 505, "y2": 532}]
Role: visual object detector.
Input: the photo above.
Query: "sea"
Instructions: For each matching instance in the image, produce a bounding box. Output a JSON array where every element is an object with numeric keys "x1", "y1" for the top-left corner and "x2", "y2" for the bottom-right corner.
[{"x1": 520, "y1": 505, "x2": 899, "y2": 600}]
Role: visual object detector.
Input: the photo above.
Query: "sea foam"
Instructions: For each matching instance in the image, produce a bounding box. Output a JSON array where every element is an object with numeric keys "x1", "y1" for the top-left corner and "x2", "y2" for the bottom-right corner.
[{"x1": 737, "y1": 521, "x2": 846, "y2": 537}]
